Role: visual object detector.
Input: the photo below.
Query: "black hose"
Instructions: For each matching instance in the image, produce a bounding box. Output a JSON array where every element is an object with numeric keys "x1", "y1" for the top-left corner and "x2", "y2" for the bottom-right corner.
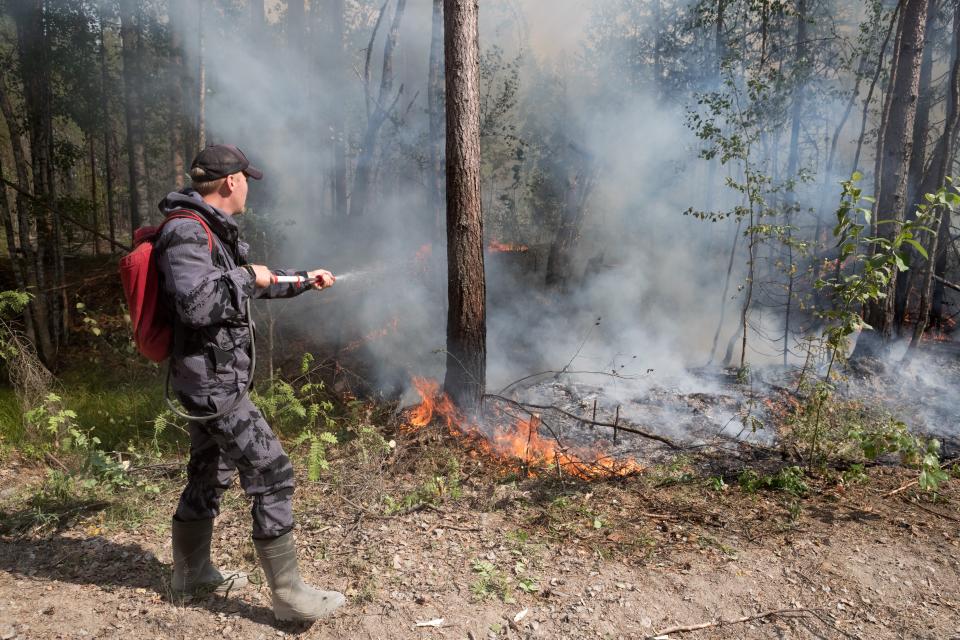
[{"x1": 163, "y1": 298, "x2": 256, "y2": 422}]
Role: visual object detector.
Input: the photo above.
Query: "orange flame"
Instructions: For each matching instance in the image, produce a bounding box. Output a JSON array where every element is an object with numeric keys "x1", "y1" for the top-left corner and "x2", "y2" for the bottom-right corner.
[
  {"x1": 341, "y1": 316, "x2": 401, "y2": 353},
  {"x1": 487, "y1": 241, "x2": 529, "y2": 253},
  {"x1": 404, "y1": 377, "x2": 643, "y2": 480}
]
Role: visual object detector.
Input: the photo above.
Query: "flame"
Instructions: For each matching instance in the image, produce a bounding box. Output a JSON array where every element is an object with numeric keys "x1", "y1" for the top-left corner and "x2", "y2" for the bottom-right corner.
[
  {"x1": 341, "y1": 316, "x2": 401, "y2": 353},
  {"x1": 414, "y1": 244, "x2": 433, "y2": 263},
  {"x1": 487, "y1": 241, "x2": 529, "y2": 253},
  {"x1": 404, "y1": 377, "x2": 643, "y2": 480}
]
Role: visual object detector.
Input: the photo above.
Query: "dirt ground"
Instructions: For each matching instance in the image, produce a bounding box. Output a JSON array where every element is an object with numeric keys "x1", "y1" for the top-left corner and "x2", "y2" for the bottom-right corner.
[{"x1": 1, "y1": 439, "x2": 959, "y2": 640}]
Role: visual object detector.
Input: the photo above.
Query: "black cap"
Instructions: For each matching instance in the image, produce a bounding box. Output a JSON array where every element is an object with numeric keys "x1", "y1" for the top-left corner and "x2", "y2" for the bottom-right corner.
[{"x1": 190, "y1": 144, "x2": 263, "y2": 181}]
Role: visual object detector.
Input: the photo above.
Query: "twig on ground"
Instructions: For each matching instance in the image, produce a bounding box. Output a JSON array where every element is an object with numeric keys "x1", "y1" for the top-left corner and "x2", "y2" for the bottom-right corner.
[
  {"x1": 651, "y1": 607, "x2": 815, "y2": 637},
  {"x1": 900, "y1": 497, "x2": 960, "y2": 522},
  {"x1": 883, "y1": 480, "x2": 917, "y2": 497},
  {"x1": 44, "y1": 452, "x2": 70, "y2": 473}
]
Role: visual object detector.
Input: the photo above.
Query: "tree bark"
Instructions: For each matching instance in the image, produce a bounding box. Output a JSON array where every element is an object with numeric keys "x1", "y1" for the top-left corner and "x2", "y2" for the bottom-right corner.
[
  {"x1": 8, "y1": 0, "x2": 59, "y2": 366},
  {"x1": 428, "y1": 0, "x2": 445, "y2": 237},
  {"x1": 197, "y1": 1, "x2": 207, "y2": 148},
  {"x1": 119, "y1": 0, "x2": 149, "y2": 232},
  {"x1": 861, "y1": 0, "x2": 930, "y2": 348},
  {"x1": 895, "y1": 4, "x2": 939, "y2": 331},
  {"x1": 98, "y1": 9, "x2": 118, "y2": 251},
  {"x1": 443, "y1": 0, "x2": 486, "y2": 412},
  {"x1": 88, "y1": 134, "x2": 100, "y2": 255},
  {"x1": 782, "y1": 0, "x2": 808, "y2": 365},
  {"x1": 324, "y1": 0, "x2": 348, "y2": 218},
  {"x1": 922, "y1": 1, "x2": 960, "y2": 329},
  {"x1": 169, "y1": 0, "x2": 188, "y2": 189}
]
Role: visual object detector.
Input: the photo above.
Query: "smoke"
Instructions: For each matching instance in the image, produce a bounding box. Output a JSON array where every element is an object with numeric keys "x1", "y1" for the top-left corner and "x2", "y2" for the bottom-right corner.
[{"x1": 162, "y1": 0, "x2": 957, "y2": 442}]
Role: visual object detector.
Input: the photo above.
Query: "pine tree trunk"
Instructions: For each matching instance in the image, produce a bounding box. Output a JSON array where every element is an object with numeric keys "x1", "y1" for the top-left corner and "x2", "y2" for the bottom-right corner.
[
  {"x1": 9, "y1": 0, "x2": 59, "y2": 366},
  {"x1": 89, "y1": 134, "x2": 100, "y2": 255},
  {"x1": 428, "y1": 0, "x2": 445, "y2": 238},
  {"x1": 119, "y1": 0, "x2": 149, "y2": 232},
  {"x1": 98, "y1": 10, "x2": 118, "y2": 251},
  {"x1": 922, "y1": 2, "x2": 960, "y2": 328},
  {"x1": 782, "y1": 0, "x2": 807, "y2": 365},
  {"x1": 443, "y1": 0, "x2": 486, "y2": 412},
  {"x1": 325, "y1": 0, "x2": 348, "y2": 218},
  {"x1": 894, "y1": 5, "x2": 938, "y2": 332},
  {"x1": 861, "y1": 0, "x2": 930, "y2": 350}
]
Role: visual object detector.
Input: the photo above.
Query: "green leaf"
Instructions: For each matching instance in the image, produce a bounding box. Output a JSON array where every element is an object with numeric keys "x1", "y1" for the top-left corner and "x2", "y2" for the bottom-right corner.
[{"x1": 902, "y1": 238, "x2": 928, "y2": 259}]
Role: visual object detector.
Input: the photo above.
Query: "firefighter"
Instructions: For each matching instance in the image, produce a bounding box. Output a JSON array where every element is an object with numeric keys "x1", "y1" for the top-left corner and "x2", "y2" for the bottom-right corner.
[{"x1": 155, "y1": 144, "x2": 344, "y2": 621}]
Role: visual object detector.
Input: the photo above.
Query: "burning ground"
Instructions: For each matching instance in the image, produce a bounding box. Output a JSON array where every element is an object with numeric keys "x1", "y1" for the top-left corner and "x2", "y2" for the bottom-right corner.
[{"x1": 2, "y1": 418, "x2": 960, "y2": 640}]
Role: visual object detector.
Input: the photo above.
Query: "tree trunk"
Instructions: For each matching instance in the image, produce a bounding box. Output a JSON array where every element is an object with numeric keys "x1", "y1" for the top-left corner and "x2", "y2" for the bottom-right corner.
[
  {"x1": 851, "y1": 3, "x2": 901, "y2": 175},
  {"x1": 88, "y1": 134, "x2": 100, "y2": 255},
  {"x1": 198, "y1": 1, "x2": 207, "y2": 148},
  {"x1": 119, "y1": 0, "x2": 149, "y2": 232},
  {"x1": 782, "y1": 0, "x2": 808, "y2": 365},
  {"x1": 350, "y1": 0, "x2": 407, "y2": 218},
  {"x1": 894, "y1": 4, "x2": 938, "y2": 331},
  {"x1": 428, "y1": 0, "x2": 445, "y2": 237},
  {"x1": 443, "y1": 0, "x2": 486, "y2": 412},
  {"x1": 545, "y1": 151, "x2": 595, "y2": 290},
  {"x1": 98, "y1": 9, "x2": 118, "y2": 251},
  {"x1": 169, "y1": 0, "x2": 188, "y2": 189},
  {"x1": 861, "y1": 0, "x2": 930, "y2": 349},
  {"x1": 923, "y1": 1, "x2": 960, "y2": 328},
  {"x1": 8, "y1": 0, "x2": 60, "y2": 366},
  {"x1": 324, "y1": 0, "x2": 348, "y2": 218}
]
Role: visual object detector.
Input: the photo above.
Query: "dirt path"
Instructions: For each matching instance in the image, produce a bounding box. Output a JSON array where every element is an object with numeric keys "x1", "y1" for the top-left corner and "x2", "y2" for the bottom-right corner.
[{"x1": 1, "y1": 453, "x2": 959, "y2": 640}]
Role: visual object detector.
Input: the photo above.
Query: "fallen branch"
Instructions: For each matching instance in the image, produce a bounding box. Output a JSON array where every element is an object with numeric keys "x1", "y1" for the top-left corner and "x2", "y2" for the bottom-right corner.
[
  {"x1": 883, "y1": 479, "x2": 917, "y2": 497},
  {"x1": 901, "y1": 497, "x2": 960, "y2": 523},
  {"x1": 651, "y1": 607, "x2": 815, "y2": 637},
  {"x1": 933, "y1": 274, "x2": 960, "y2": 293},
  {"x1": 486, "y1": 395, "x2": 681, "y2": 450}
]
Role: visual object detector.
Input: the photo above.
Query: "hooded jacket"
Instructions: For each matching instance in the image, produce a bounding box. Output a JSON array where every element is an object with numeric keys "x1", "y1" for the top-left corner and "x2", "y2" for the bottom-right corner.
[{"x1": 155, "y1": 189, "x2": 306, "y2": 396}]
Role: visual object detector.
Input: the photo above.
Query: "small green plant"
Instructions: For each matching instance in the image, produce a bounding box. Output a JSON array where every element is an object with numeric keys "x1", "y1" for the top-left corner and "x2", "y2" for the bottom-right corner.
[
  {"x1": 383, "y1": 458, "x2": 463, "y2": 514},
  {"x1": 25, "y1": 393, "x2": 77, "y2": 447},
  {"x1": 470, "y1": 559, "x2": 514, "y2": 603},
  {"x1": 708, "y1": 476, "x2": 728, "y2": 491},
  {"x1": 738, "y1": 466, "x2": 808, "y2": 496},
  {"x1": 253, "y1": 353, "x2": 343, "y2": 481},
  {"x1": 291, "y1": 430, "x2": 338, "y2": 482}
]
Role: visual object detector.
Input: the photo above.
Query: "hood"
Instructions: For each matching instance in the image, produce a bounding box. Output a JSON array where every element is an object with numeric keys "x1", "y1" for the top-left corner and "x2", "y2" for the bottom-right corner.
[{"x1": 157, "y1": 189, "x2": 245, "y2": 258}]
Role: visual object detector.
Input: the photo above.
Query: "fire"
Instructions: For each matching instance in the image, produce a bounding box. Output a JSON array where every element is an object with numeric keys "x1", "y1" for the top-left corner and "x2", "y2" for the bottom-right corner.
[
  {"x1": 487, "y1": 241, "x2": 529, "y2": 253},
  {"x1": 414, "y1": 243, "x2": 433, "y2": 263},
  {"x1": 404, "y1": 377, "x2": 643, "y2": 480},
  {"x1": 341, "y1": 316, "x2": 401, "y2": 353}
]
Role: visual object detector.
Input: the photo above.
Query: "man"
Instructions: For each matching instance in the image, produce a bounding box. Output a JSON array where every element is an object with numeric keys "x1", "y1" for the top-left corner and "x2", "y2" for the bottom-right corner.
[{"x1": 155, "y1": 144, "x2": 345, "y2": 621}]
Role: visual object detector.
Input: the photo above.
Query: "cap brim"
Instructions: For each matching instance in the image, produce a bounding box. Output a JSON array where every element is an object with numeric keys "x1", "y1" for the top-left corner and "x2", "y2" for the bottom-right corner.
[{"x1": 244, "y1": 165, "x2": 263, "y2": 180}]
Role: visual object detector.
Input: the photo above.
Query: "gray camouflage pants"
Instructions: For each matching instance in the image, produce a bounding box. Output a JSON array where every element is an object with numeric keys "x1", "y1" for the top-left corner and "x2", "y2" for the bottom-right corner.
[{"x1": 173, "y1": 393, "x2": 295, "y2": 539}]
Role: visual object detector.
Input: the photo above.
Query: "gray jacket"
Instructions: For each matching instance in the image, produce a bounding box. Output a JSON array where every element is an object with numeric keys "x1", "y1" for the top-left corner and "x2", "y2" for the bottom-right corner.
[{"x1": 155, "y1": 189, "x2": 307, "y2": 396}]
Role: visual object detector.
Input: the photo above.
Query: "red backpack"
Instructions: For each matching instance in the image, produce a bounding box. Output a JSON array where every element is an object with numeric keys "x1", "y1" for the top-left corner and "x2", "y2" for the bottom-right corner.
[{"x1": 119, "y1": 211, "x2": 213, "y2": 362}]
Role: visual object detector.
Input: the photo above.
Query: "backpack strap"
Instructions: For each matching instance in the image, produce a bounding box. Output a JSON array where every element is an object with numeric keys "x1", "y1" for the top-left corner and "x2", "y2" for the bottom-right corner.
[{"x1": 161, "y1": 210, "x2": 214, "y2": 253}]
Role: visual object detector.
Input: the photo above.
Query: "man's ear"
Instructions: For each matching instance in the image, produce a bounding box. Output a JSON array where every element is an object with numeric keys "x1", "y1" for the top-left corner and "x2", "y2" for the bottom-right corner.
[{"x1": 222, "y1": 174, "x2": 237, "y2": 195}]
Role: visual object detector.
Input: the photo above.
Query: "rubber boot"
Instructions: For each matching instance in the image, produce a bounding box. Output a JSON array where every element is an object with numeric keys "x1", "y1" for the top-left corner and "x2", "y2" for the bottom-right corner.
[
  {"x1": 171, "y1": 518, "x2": 248, "y2": 598},
  {"x1": 253, "y1": 531, "x2": 345, "y2": 621}
]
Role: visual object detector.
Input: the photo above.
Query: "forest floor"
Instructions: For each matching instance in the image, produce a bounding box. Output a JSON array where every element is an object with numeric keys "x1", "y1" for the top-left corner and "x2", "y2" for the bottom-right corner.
[{"x1": 1, "y1": 431, "x2": 959, "y2": 640}]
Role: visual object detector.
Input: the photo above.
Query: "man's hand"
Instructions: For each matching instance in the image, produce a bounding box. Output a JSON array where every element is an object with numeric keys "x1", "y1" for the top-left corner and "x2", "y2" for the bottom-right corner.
[
  {"x1": 307, "y1": 269, "x2": 335, "y2": 290},
  {"x1": 247, "y1": 264, "x2": 273, "y2": 289}
]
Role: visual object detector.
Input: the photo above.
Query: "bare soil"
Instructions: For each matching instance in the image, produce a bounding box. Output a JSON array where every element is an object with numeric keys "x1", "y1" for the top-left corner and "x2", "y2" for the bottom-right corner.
[{"x1": 1, "y1": 437, "x2": 959, "y2": 640}]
